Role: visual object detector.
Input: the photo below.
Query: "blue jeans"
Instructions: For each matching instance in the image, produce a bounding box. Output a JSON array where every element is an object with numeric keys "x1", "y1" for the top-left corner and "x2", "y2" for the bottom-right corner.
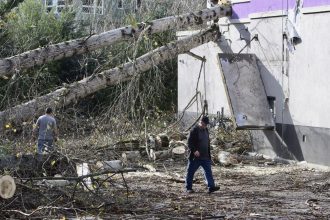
[
  {"x1": 37, "y1": 139, "x2": 54, "y2": 154},
  {"x1": 185, "y1": 159, "x2": 215, "y2": 190}
]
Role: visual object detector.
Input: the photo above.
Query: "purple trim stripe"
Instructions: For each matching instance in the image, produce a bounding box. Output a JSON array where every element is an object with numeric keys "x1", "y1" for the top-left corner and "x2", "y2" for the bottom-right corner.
[
  {"x1": 304, "y1": 0, "x2": 330, "y2": 7},
  {"x1": 232, "y1": 0, "x2": 330, "y2": 19}
]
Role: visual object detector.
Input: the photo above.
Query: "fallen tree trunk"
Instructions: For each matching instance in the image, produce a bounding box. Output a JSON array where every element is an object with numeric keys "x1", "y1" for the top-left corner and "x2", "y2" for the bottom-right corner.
[
  {"x1": 0, "y1": 28, "x2": 220, "y2": 132},
  {"x1": 0, "y1": 6, "x2": 231, "y2": 77}
]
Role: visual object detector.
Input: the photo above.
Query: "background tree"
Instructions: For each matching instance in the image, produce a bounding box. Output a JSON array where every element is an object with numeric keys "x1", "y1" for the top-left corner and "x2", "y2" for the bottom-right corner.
[
  {"x1": 0, "y1": 0, "x2": 83, "y2": 112},
  {"x1": 0, "y1": 0, "x2": 212, "y2": 145},
  {"x1": 82, "y1": 0, "x2": 208, "y2": 128}
]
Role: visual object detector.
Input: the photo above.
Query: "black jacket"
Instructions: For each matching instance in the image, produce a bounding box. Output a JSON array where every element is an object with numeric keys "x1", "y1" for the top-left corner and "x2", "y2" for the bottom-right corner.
[{"x1": 187, "y1": 125, "x2": 211, "y2": 160}]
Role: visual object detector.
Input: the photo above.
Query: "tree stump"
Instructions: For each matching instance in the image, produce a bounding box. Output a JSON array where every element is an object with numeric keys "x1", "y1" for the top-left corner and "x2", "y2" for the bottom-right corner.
[
  {"x1": 122, "y1": 151, "x2": 141, "y2": 165},
  {"x1": 172, "y1": 146, "x2": 186, "y2": 160},
  {"x1": 156, "y1": 133, "x2": 169, "y2": 149},
  {"x1": 0, "y1": 175, "x2": 16, "y2": 199}
]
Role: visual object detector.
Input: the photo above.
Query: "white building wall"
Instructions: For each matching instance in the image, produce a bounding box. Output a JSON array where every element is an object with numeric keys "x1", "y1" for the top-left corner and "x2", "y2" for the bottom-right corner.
[
  {"x1": 178, "y1": 5, "x2": 330, "y2": 165},
  {"x1": 177, "y1": 41, "x2": 230, "y2": 119},
  {"x1": 287, "y1": 12, "x2": 330, "y2": 128},
  {"x1": 217, "y1": 9, "x2": 330, "y2": 129}
]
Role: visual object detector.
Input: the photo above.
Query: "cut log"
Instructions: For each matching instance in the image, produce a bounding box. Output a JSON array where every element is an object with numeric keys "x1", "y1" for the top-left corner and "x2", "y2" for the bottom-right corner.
[
  {"x1": 0, "y1": 5, "x2": 231, "y2": 77},
  {"x1": 139, "y1": 163, "x2": 156, "y2": 172},
  {"x1": 169, "y1": 140, "x2": 187, "y2": 148},
  {"x1": 96, "y1": 140, "x2": 141, "y2": 152},
  {"x1": 172, "y1": 146, "x2": 186, "y2": 155},
  {"x1": 0, "y1": 175, "x2": 16, "y2": 199},
  {"x1": 0, "y1": 28, "x2": 220, "y2": 132},
  {"x1": 172, "y1": 145, "x2": 186, "y2": 160},
  {"x1": 150, "y1": 149, "x2": 172, "y2": 161},
  {"x1": 156, "y1": 133, "x2": 169, "y2": 149},
  {"x1": 169, "y1": 132, "x2": 187, "y2": 141},
  {"x1": 96, "y1": 160, "x2": 123, "y2": 171},
  {"x1": 76, "y1": 163, "x2": 92, "y2": 191},
  {"x1": 217, "y1": 151, "x2": 239, "y2": 166},
  {"x1": 149, "y1": 145, "x2": 186, "y2": 161},
  {"x1": 122, "y1": 151, "x2": 141, "y2": 164}
]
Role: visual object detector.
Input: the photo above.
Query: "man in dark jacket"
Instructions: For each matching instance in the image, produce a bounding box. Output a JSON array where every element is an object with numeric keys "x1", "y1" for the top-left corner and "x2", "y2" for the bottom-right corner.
[{"x1": 185, "y1": 115, "x2": 220, "y2": 193}]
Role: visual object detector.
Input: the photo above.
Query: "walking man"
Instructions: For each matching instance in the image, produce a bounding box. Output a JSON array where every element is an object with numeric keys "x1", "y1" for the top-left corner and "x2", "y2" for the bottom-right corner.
[
  {"x1": 185, "y1": 115, "x2": 220, "y2": 193},
  {"x1": 33, "y1": 107, "x2": 58, "y2": 154}
]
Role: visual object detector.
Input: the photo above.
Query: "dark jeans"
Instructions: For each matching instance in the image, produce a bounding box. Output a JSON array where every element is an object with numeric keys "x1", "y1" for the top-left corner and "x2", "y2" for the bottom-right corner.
[
  {"x1": 37, "y1": 139, "x2": 54, "y2": 154},
  {"x1": 185, "y1": 159, "x2": 215, "y2": 190}
]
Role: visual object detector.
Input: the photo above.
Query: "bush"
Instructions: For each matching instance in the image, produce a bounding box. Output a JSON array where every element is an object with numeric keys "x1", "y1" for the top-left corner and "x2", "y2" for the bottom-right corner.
[
  {"x1": 0, "y1": 0, "x2": 82, "y2": 110},
  {"x1": 4, "y1": 0, "x2": 76, "y2": 53}
]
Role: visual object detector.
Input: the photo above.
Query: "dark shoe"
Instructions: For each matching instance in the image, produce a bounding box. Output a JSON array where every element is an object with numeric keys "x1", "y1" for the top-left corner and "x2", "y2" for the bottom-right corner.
[
  {"x1": 186, "y1": 189, "x2": 195, "y2": 194},
  {"x1": 208, "y1": 186, "x2": 220, "y2": 194}
]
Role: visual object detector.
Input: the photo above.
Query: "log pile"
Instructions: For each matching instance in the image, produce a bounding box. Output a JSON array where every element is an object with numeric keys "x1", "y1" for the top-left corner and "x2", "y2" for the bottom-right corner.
[{"x1": 86, "y1": 121, "x2": 257, "y2": 166}]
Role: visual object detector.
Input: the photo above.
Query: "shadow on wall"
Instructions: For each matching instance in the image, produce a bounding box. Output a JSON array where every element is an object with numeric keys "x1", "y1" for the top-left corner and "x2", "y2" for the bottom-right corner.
[
  {"x1": 256, "y1": 60, "x2": 304, "y2": 161},
  {"x1": 218, "y1": 21, "x2": 305, "y2": 161}
]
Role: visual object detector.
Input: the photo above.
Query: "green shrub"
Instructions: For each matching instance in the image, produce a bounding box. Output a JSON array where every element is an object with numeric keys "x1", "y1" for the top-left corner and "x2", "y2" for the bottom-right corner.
[{"x1": 4, "y1": 0, "x2": 76, "y2": 53}]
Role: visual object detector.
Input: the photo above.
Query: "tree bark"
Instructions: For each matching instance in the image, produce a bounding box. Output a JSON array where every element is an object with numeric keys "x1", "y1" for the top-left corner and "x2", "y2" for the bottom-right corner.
[
  {"x1": 0, "y1": 28, "x2": 220, "y2": 132},
  {"x1": 0, "y1": 6, "x2": 231, "y2": 77}
]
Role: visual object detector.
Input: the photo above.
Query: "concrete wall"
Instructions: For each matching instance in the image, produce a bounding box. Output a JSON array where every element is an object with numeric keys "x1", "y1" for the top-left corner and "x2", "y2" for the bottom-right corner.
[
  {"x1": 287, "y1": 12, "x2": 330, "y2": 128},
  {"x1": 223, "y1": 1, "x2": 330, "y2": 129},
  {"x1": 177, "y1": 40, "x2": 230, "y2": 124},
  {"x1": 178, "y1": 2, "x2": 330, "y2": 165}
]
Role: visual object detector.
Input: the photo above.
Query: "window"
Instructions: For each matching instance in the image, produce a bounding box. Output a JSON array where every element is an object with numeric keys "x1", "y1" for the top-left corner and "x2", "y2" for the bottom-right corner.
[
  {"x1": 267, "y1": 96, "x2": 276, "y2": 119},
  {"x1": 118, "y1": 0, "x2": 123, "y2": 9},
  {"x1": 45, "y1": 0, "x2": 72, "y2": 14},
  {"x1": 82, "y1": 0, "x2": 93, "y2": 13},
  {"x1": 96, "y1": 0, "x2": 104, "y2": 14},
  {"x1": 45, "y1": 0, "x2": 55, "y2": 9},
  {"x1": 137, "y1": 0, "x2": 141, "y2": 8},
  {"x1": 82, "y1": 0, "x2": 104, "y2": 15},
  {"x1": 302, "y1": 135, "x2": 307, "y2": 142},
  {"x1": 118, "y1": 0, "x2": 141, "y2": 10}
]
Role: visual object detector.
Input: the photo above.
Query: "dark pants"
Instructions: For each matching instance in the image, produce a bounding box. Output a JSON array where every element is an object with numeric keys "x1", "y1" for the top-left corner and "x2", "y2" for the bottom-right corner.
[
  {"x1": 37, "y1": 139, "x2": 54, "y2": 154},
  {"x1": 185, "y1": 159, "x2": 215, "y2": 190}
]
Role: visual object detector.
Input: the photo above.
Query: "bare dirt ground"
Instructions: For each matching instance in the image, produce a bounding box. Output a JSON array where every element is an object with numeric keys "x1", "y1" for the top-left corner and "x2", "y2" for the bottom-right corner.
[
  {"x1": 1, "y1": 123, "x2": 329, "y2": 219},
  {"x1": 107, "y1": 160, "x2": 330, "y2": 220},
  {"x1": 1, "y1": 157, "x2": 330, "y2": 219}
]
